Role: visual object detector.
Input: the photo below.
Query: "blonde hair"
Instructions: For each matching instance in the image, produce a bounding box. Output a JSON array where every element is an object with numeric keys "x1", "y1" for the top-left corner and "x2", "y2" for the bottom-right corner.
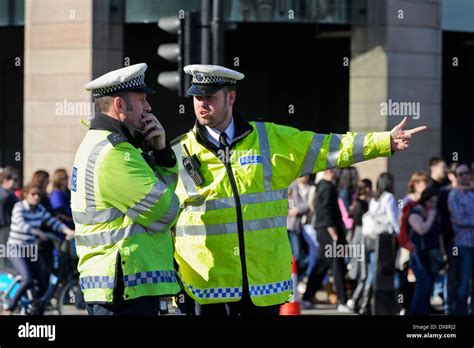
[{"x1": 407, "y1": 171, "x2": 430, "y2": 194}]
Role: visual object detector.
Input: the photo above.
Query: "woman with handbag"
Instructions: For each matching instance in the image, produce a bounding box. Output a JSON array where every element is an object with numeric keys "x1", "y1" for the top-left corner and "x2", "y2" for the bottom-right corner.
[{"x1": 408, "y1": 187, "x2": 444, "y2": 315}]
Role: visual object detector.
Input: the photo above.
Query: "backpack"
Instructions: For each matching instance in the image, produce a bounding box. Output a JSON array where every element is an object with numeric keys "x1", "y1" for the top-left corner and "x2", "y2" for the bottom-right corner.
[{"x1": 398, "y1": 200, "x2": 418, "y2": 252}]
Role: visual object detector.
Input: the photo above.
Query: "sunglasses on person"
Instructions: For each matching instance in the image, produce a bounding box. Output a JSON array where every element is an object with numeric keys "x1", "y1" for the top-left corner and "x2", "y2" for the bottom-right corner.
[{"x1": 456, "y1": 171, "x2": 470, "y2": 177}]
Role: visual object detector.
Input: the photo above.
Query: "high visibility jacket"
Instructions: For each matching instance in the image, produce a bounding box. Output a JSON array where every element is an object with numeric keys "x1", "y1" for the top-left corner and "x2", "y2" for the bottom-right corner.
[
  {"x1": 172, "y1": 113, "x2": 392, "y2": 306},
  {"x1": 71, "y1": 117, "x2": 181, "y2": 303}
]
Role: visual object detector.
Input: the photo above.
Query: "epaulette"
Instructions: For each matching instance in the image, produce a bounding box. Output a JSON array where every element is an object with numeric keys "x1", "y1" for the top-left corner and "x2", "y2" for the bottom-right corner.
[
  {"x1": 171, "y1": 132, "x2": 189, "y2": 146},
  {"x1": 107, "y1": 132, "x2": 128, "y2": 147}
]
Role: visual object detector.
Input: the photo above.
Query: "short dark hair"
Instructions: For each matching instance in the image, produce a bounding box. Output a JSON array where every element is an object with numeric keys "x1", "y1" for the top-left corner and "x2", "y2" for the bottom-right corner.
[
  {"x1": 222, "y1": 85, "x2": 237, "y2": 98},
  {"x1": 356, "y1": 178, "x2": 372, "y2": 197},
  {"x1": 429, "y1": 156, "x2": 445, "y2": 167},
  {"x1": 0, "y1": 166, "x2": 19, "y2": 183},
  {"x1": 95, "y1": 92, "x2": 132, "y2": 113}
]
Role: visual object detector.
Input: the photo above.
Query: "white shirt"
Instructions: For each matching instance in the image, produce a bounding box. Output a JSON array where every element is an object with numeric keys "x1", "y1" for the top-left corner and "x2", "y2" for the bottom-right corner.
[
  {"x1": 369, "y1": 191, "x2": 400, "y2": 234},
  {"x1": 204, "y1": 118, "x2": 235, "y2": 147}
]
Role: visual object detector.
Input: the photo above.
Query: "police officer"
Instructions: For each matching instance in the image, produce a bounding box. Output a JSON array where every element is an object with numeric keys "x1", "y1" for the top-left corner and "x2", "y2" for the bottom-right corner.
[
  {"x1": 71, "y1": 63, "x2": 181, "y2": 315},
  {"x1": 171, "y1": 64, "x2": 426, "y2": 316}
]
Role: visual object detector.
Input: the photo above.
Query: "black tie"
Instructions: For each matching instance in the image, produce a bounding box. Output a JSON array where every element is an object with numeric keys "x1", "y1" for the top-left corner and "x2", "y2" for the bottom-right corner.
[{"x1": 219, "y1": 132, "x2": 229, "y2": 150}]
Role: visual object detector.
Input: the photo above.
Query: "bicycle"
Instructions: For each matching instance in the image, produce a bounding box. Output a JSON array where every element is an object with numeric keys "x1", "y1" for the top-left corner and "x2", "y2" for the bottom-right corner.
[{"x1": 0, "y1": 232, "x2": 86, "y2": 315}]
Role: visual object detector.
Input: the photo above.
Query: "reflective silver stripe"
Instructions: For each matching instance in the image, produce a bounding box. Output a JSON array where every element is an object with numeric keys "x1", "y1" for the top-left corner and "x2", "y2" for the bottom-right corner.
[
  {"x1": 125, "y1": 181, "x2": 168, "y2": 221},
  {"x1": 300, "y1": 133, "x2": 325, "y2": 176},
  {"x1": 172, "y1": 142, "x2": 200, "y2": 199},
  {"x1": 72, "y1": 208, "x2": 123, "y2": 225},
  {"x1": 175, "y1": 215, "x2": 287, "y2": 236},
  {"x1": 75, "y1": 224, "x2": 148, "y2": 247},
  {"x1": 255, "y1": 122, "x2": 272, "y2": 191},
  {"x1": 352, "y1": 132, "x2": 367, "y2": 163},
  {"x1": 160, "y1": 173, "x2": 178, "y2": 186},
  {"x1": 326, "y1": 134, "x2": 343, "y2": 168},
  {"x1": 75, "y1": 138, "x2": 125, "y2": 225},
  {"x1": 182, "y1": 188, "x2": 288, "y2": 213},
  {"x1": 147, "y1": 193, "x2": 180, "y2": 230},
  {"x1": 85, "y1": 139, "x2": 109, "y2": 210}
]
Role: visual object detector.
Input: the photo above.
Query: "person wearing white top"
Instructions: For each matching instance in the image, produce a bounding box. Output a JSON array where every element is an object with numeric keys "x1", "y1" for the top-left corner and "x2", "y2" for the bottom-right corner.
[{"x1": 359, "y1": 172, "x2": 399, "y2": 314}]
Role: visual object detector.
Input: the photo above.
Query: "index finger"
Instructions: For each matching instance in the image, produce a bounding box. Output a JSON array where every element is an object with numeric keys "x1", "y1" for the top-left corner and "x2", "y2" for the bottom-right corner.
[
  {"x1": 406, "y1": 126, "x2": 427, "y2": 135},
  {"x1": 142, "y1": 113, "x2": 156, "y2": 120}
]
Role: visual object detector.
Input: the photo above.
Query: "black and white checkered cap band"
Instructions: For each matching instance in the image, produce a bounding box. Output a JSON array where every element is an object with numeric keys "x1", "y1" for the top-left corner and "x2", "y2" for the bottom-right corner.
[
  {"x1": 92, "y1": 75, "x2": 146, "y2": 97},
  {"x1": 192, "y1": 74, "x2": 236, "y2": 85}
]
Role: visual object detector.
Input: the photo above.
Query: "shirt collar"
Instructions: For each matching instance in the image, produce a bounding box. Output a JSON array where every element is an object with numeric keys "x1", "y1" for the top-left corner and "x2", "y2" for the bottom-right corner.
[
  {"x1": 204, "y1": 118, "x2": 235, "y2": 147},
  {"x1": 89, "y1": 112, "x2": 145, "y2": 149},
  {"x1": 194, "y1": 109, "x2": 253, "y2": 151}
]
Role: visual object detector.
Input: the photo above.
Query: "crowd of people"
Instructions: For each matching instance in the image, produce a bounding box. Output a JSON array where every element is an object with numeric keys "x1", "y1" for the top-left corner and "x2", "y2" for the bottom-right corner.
[
  {"x1": 287, "y1": 157, "x2": 474, "y2": 315},
  {"x1": 0, "y1": 167, "x2": 74, "y2": 314}
]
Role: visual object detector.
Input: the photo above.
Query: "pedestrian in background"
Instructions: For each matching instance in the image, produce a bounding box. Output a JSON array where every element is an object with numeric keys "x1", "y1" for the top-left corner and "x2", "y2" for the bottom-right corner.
[
  {"x1": 408, "y1": 187, "x2": 442, "y2": 315},
  {"x1": 30, "y1": 170, "x2": 51, "y2": 213},
  {"x1": 301, "y1": 168, "x2": 350, "y2": 312},
  {"x1": 439, "y1": 163, "x2": 460, "y2": 314},
  {"x1": 398, "y1": 171, "x2": 430, "y2": 315},
  {"x1": 3, "y1": 183, "x2": 74, "y2": 315},
  {"x1": 288, "y1": 175, "x2": 319, "y2": 280},
  {"x1": 338, "y1": 167, "x2": 359, "y2": 236},
  {"x1": 347, "y1": 178, "x2": 372, "y2": 313},
  {"x1": 360, "y1": 172, "x2": 399, "y2": 315},
  {"x1": 449, "y1": 163, "x2": 474, "y2": 315},
  {"x1": 49, "y1": 168, "x2": 74, "y2": 230},
  {"x1": 0, "y1": 166, "x2": 20, "y2": 271},
  {"x1": 429, "y1": 157, "x2": 449, "y2": 193}
]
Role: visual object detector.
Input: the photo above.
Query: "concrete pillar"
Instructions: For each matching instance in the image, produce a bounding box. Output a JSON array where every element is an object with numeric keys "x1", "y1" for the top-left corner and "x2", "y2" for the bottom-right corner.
[
  {"x1": 350, "y1": 0, "x2": 442, "y2": 199},
  {"x1": 23, "y1": 0, "x2": 123, "y2": 184}
]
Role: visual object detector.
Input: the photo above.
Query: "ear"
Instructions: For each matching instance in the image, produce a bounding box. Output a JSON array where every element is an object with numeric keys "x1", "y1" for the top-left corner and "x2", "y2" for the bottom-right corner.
[
  {"x1": 113, "y1": 96, "x2": 125, "y2": 116},
  {"x1": 227, "y1": 90, "x2": 236, "y2": 107}
]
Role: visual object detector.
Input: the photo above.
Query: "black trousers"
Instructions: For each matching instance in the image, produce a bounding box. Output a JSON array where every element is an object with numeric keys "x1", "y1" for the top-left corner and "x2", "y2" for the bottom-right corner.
[
  {"x1": 190, "y1": 288, "x2": 279, "y2": 316},
  {"x1": 302, "y1": 227, "x2": 348, "y2": 304},
  {"x1": 86, "y1": 296, "x2": 161, "y2": 315}
]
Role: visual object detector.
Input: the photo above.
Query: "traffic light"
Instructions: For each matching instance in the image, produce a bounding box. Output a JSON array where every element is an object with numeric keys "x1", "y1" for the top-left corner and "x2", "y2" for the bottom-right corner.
[{"x1": 157, "y1": 12, "x2": 199, "y2": 97}]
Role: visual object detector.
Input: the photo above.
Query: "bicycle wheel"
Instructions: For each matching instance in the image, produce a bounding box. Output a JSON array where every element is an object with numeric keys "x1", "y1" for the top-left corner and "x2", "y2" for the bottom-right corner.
[{"x1": 57, "y1": 278, "x2": 87, "y2": 315}]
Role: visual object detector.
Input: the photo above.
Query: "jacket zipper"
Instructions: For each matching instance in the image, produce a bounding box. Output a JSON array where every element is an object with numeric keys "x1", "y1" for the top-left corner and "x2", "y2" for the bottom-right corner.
[
  {"x1": 195, "y1": 138, "x2": 250, "y2": 293},
  {"x1": 221, "y1": 155, "x2": 249, "y2": 292}
]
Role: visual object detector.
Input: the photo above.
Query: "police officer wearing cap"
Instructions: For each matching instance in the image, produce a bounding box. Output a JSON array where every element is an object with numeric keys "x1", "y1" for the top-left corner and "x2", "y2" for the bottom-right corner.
[
  {"x1": 171, "y1": 64, "x2": 427, "y2": 315},
  {"x1": 71, "y1": 63, "x2": 181, "y2": 315}
]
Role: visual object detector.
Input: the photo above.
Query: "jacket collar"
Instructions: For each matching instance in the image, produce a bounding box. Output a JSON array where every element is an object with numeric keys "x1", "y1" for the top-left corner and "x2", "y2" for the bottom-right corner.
[
  {"x1": 193, "y1": 109, "x2": 253, "y2": 150},
  {"x1": 90, "y1": 112, "x2": 145, "y2": 149}
]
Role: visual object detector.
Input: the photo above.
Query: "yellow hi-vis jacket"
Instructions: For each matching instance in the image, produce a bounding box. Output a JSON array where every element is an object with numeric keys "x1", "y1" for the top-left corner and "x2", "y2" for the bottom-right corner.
[
  {"x1": 71, "y1": 113, "x2": 181, "y2": 303},
  {"x1": 172, "y1": 112, "x2": 392, "y2": 306}
]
